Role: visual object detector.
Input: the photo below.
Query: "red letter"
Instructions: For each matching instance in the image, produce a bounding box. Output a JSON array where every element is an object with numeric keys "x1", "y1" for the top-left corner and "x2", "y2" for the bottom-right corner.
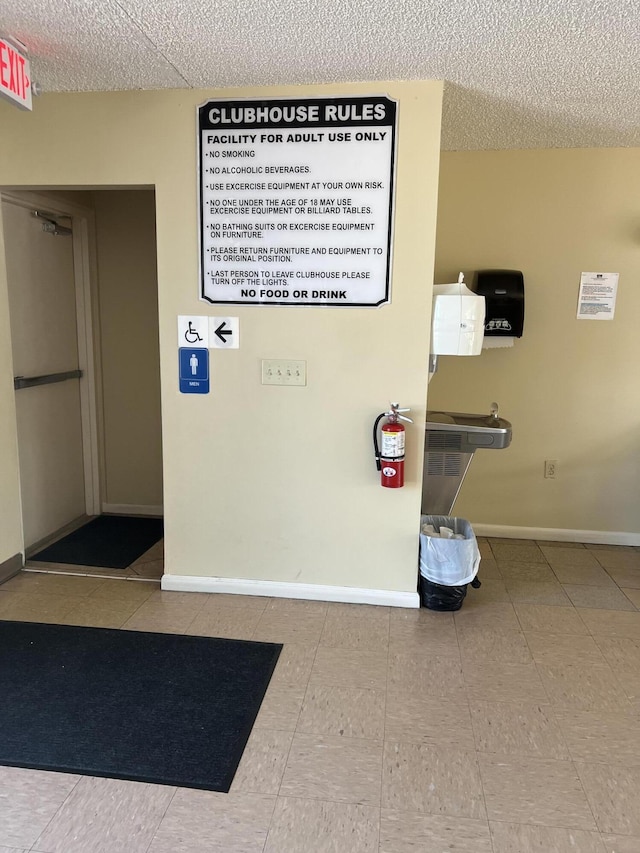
[
  {"x1": 8, "y1": 46, "x2": 17, "y2": 93},
  {"x1": 0, "y1": 42, "x2": 8, "y2": 89},
  {"x1": 17, "y1": 55, "x2": 25, "y2": 99}
]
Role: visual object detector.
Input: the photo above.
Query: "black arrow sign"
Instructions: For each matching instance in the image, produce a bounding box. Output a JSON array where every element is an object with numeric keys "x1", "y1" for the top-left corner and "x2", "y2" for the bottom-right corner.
[{"x1": 214, "y1": 321, "x2": 233, "y2": 344}]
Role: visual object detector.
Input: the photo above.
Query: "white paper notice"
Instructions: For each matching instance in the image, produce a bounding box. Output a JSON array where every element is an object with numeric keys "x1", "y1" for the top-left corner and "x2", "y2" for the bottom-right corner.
[
  {"x1": 577, "y1": 272, "x2": 619, "y2": 320},
  {"x1": 198, "y1": 96, "x2": 397, "y2": 308}
]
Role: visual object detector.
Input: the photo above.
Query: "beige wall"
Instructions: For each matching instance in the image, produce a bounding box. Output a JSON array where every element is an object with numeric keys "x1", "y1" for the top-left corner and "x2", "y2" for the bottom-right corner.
[
  {"x1": 0, "y1": 81, "x2": 443, "y2": 593},
  {"x1": 92, "y1": 190, "x2": 163, "y2": 508},
  {"x1": 0, "y1": 206, "x2": 23, "y2": 563},
  {"x1": 432, "y1": 148, "x2": 640, "y2": 536}
]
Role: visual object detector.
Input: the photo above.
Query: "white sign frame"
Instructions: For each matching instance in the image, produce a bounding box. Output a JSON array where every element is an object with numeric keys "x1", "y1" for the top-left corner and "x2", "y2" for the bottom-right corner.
[{"x1": 197, "y1": 95, "x2": 397, "y2": 308}]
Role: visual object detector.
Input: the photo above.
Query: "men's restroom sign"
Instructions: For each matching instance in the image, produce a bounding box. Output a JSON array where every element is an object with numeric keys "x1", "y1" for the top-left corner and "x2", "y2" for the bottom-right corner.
[{"x1": 179, "y1": 348, "x2": 209, "y2": 394}]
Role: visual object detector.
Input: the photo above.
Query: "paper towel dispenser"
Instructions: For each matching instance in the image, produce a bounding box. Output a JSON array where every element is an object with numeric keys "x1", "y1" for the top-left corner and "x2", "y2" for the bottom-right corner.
[
  {"x1": 431, "y1": 274, "x2": 486, "y2": 356},
  {"x1": 473, "y1": 270, "x2": 524, "y2": 337}
]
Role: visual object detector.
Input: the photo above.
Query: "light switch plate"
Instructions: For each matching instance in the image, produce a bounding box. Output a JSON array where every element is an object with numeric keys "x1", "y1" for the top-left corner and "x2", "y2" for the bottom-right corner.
[{"x1": 261, "y1": 359, "x2": 306, "y2": 386}]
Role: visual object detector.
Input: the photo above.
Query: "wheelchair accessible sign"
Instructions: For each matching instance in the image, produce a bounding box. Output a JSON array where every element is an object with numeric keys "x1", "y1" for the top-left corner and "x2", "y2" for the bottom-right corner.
[
  {"x1": 178, "y1": 316, "x2": 209, "y2": 394},
  {"x1": 178, "y1": 315, "x2": 240, "y2": 393}
]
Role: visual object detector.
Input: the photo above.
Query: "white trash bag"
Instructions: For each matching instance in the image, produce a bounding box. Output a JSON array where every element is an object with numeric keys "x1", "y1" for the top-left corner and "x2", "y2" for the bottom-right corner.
[{"x1": 419, "y1": 515, "x2": 481, "y2": 586}]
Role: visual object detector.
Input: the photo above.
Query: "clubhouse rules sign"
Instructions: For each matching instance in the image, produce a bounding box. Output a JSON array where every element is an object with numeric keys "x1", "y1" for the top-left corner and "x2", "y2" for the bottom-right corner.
[{"x1": 198, "y1": 96, "x2": 397, "y2": 307}]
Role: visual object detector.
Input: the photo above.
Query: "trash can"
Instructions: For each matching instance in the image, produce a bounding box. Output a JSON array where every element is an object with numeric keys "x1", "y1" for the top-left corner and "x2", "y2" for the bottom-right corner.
[{"x1": 419, "y1": 515, "x2": 481, "y2": 611}]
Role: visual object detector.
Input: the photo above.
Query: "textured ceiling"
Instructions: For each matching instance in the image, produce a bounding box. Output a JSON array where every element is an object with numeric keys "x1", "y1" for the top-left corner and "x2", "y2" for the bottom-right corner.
[{"x1": 1, "y1": 0, "x2": 638, "y2": 149}]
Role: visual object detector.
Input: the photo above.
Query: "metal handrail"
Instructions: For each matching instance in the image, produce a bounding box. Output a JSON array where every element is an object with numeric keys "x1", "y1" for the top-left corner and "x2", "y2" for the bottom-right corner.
[{"x1": 14, "y1": 369, "x2": 83, "y2": 390}]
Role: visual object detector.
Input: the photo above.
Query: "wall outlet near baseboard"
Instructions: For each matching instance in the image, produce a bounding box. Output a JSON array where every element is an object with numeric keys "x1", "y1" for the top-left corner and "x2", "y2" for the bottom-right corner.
[{"x1": 544, "y1": 459, "x2": 558, "y2": 479}]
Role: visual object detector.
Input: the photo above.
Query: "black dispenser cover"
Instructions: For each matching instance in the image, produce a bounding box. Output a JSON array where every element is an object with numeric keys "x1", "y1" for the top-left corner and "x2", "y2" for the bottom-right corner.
[{"x1": 473, "y1": 269, "x2": 524, "y2": 337}]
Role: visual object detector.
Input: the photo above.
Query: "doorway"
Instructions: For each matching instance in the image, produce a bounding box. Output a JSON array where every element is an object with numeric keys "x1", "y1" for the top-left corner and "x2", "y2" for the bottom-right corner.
[{"x1": 1, "y1": 189, "x2": 163, "y2": 580}]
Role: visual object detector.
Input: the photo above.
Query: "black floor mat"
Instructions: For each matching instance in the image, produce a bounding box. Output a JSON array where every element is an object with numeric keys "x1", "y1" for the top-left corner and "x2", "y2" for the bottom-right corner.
[
  {"x1": 30, "y1": 515, "x2": 164, "y2": 569},
  {"x1": 0, "y1": 621, "x2": 281, "y2": 792}
]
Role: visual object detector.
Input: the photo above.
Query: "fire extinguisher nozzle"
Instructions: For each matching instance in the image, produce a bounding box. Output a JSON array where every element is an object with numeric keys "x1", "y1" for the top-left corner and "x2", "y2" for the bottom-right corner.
[{"x1": 373, "y1": 412, "x2": 386, "y2": 473}]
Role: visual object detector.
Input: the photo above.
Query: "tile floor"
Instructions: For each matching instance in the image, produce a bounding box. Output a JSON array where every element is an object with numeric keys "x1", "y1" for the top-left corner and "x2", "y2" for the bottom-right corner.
[{"x1": 0, "y1": 537, "x2": 639, "y2": 851}]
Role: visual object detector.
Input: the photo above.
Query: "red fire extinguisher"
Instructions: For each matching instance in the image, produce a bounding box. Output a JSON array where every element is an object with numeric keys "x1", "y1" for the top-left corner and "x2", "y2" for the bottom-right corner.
[{"x1": 373, "y1": 403, "x2": 413, "y2": 488}]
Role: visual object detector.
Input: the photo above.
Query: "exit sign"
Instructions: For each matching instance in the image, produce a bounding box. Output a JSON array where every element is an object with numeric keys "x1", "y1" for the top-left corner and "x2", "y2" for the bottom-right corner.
[{"x1": 0, "y1": 37, "x2": 32, "y2": 111}]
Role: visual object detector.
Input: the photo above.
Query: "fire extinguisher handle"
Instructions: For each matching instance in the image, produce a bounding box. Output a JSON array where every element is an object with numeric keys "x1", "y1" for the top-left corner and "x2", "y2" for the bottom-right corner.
[{"x1": 387, "y1": 403, "x2": 413, "y2": 424}]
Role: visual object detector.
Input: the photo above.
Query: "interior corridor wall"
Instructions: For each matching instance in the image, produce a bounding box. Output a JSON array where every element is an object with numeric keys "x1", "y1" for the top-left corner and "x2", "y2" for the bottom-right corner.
[
  {"x1": 0, "y1": 206, "x2": 23, "y2": 564},
  {"x1": 0, "y1": 81, "x2": 443, "y2": 594},
  {"x1": 432, "y1": 148, "x2": 640, "y2": 537},
  {"x1": 92, "y1": 190, "x2": 163, "y2": 511}
]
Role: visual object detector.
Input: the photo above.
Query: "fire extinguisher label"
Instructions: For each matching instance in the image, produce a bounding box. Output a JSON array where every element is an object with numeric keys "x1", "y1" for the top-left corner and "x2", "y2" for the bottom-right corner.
[
  {"x1": 382, "y1": 466, "x2": 397, "y2": 477},
  {"x1": 381, "y1": 430, "x2": 405, "y2": 459}
]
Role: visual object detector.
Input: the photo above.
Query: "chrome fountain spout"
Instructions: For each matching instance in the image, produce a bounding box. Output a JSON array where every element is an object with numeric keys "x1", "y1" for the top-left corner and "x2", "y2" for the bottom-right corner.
[{"x1": 485, "y1": 402, "x2": 501, "y2": 426}]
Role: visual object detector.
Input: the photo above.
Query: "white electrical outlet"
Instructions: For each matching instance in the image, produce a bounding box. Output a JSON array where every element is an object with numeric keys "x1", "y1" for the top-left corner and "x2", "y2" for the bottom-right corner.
[
  {"x1": 544, "y1": 459, "x2": 557, "y2": 479},
  {"x1": 261, "y1": 359, "x2": 306, "y2": 386}
]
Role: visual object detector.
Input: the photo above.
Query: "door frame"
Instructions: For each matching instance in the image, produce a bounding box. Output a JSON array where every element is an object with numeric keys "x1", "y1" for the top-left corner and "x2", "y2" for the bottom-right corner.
[{"x1": 1, "y1": 189, "x2": 102, "y2": 523}]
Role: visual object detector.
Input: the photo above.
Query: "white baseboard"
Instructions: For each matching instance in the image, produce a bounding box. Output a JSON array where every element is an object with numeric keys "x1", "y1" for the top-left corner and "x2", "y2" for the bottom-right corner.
[
  {"x1": 473, "y1": 523, "x2": 640, "y2": 546},
  {"x1": 161, "y1": 574, "x2": 420, "y2": 608},
  {"x1": 102, "y1": 503, "x2": 163, "y2": 517}
]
